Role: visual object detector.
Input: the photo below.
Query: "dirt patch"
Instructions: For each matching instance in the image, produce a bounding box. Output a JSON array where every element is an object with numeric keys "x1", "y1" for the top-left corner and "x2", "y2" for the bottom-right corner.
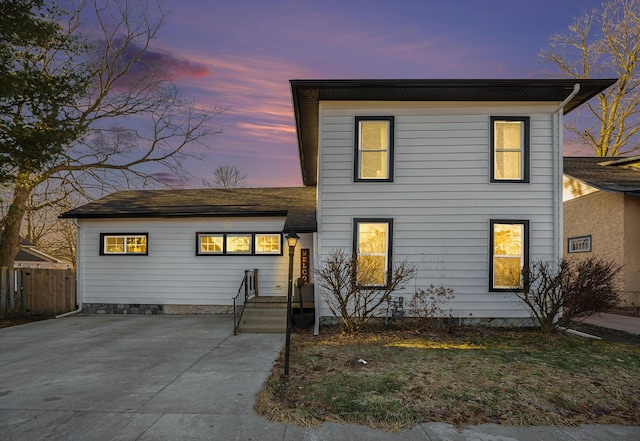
[
  {"x1": 0, "y1": 316, "x2": 51, "y2": 329},
  {"x1": 608, "y1": 307, "x2": 640, "y2": 318}
]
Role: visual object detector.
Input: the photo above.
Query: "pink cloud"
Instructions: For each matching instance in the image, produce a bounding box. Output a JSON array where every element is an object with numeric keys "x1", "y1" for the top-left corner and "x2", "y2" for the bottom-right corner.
[
  {"x1": 564, "y1": 141, "x2": 595, "y2": 156},
  {"x1": 110, "y1": 41, "x2": 211, "y2": 82}
]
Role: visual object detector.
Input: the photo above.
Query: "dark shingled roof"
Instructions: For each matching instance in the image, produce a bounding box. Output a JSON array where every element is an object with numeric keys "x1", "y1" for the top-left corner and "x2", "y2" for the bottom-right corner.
[
  {"x1": 16, "y1": 250, "x2": 48, "y2": 262},
  {"x1": 291, "y1": 79, "x2": 617, "y2": 185},
  {"x1": 61, "y1": 187, "x2": 318, "y2": 232},
  {"x1": 564, "y1": 157, "x2": 640, "y2": 195}
]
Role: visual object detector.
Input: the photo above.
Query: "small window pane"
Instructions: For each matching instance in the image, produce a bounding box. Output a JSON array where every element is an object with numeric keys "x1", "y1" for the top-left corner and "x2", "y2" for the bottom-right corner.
[
  {"x1": 105, "y1": 237, "x2": 125, "y2": 253},
  {"x1": 493, "y1": 224, "x2": 523, "y2": 256},
  {"x1": 494, "y1": 257, "x2": 523, "y2": 287},
  {"x1": 361, "y1": 151, "x2": 388, "y2": 179},
  {"x1": 361, "y1": 121, "x2": 388, "y2": 150},
  {"x1": 127, "y1": 236, "x2": 147, "y2": 254},
  {"x1": 227, "y1": 235, "x2": 251, "y2": 254},
  {"x1": 357, "y1": 255, "x2": 387, "y2": 286},
  {"x1": 495, "y1": 151, "x2": 522, "y2": 180},
  {"x1": 256, "y1": 234, "x2": 281, "y2": 254},
  {"x1": 358, "y1": 223, "x2": 388, "y2": 254},
  {"x1": 199, "y1": 234, "x2": 223, "y2": 254},
  {"x1": 495, "y1": 121, "x2": 523, "y2": 149}
]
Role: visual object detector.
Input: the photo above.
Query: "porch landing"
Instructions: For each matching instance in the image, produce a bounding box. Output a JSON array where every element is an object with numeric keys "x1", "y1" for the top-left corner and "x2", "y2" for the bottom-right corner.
[{"x1": 236, "y1": 296, "x2": 314, "y2": 334}]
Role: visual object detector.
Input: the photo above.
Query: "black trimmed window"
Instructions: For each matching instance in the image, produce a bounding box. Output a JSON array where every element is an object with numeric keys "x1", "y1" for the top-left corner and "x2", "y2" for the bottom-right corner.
[
  {"x1": 100, "y1": 233, "x2": 148, "y2": 255},
  {"x1": 196, "y1": 232, "x2": 282, "y2": 256},
  {"x1": 490, "y1": 116, "x2": 529, "y2": 182},
  {"x1": 198, "y1": 234, "x2": 223, "y2": 254},
  {"x1": 353, "y1": 219, "x2": 393, "y2": 286},
  {"x1": 568, "y1": 235, "x2": 592, "y2": 253},
  {"x1": 490, "y1": 220, "x2": 529, "y2": 291},
  {"x1": 255, "y1": 233, "x2": 282, "y2": 254},
  {"x1": 354, "y1": 116, "x2": 394, "y2": 182},
  {"x1": 226, "y1": 234, "x2": 252, "y2": 254}
]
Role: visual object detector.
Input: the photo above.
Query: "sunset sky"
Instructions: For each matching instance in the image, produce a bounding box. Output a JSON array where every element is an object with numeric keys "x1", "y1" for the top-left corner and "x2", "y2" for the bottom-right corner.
[{"x1": 128, "y1": 0, "x2": 607, "y2": 187}]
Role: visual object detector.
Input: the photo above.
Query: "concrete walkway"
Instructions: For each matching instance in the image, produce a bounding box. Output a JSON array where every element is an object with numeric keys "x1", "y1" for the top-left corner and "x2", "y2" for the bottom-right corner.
[
  {"x1": 1, "y1": 315, "x2": 638, "y2": 440},
  {"x1": 583, "y1": 312, "x2": 640, "y2": 335}
]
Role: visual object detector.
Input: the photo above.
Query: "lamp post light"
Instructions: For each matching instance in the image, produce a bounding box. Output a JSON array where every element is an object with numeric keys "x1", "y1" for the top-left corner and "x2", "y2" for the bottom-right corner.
[{"x1": 283, "y1": 231, "x2": 299, "y2": 377}]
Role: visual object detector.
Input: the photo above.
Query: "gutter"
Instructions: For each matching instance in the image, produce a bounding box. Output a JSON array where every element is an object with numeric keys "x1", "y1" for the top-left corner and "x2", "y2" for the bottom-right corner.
[
  {"x1": 551, "y1": 83, "x2": 580, "y2": 325},
  {"x1": 552, "y1": 83, "x2": 580, "y2": 262},
  {"x1": 55, "y1": 218, "x2": 82, "y2": 318}
]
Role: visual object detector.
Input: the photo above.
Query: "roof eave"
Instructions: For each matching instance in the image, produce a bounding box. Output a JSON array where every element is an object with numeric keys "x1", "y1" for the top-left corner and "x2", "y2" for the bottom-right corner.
[{"x1": 62, "y1": 210, "x2": 290, "y2": 220}]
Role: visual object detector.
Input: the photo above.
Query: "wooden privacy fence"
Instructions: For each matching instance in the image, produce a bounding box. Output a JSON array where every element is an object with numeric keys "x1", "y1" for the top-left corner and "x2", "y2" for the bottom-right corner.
[{"x1": 1, "y1": 267, "x2": 76, "y2": 318}]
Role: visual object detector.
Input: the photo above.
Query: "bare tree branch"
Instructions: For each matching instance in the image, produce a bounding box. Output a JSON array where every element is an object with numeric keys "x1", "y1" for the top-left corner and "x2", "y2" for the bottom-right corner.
[{"x1": 540, "y1": 0, "x2": 640, "y2": 156}]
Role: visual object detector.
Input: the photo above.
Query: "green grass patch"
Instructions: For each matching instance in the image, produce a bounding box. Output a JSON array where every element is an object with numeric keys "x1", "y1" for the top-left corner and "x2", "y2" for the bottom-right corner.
[{"x1": 255, "y1": 327, "x2": 640, "y2": 430}]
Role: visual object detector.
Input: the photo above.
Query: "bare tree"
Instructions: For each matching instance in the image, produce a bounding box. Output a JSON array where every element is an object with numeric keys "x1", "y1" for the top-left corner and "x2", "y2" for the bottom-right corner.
[
  {"x1": 540, "y1": 0, "x2": 640, "y2": 156},
  {"x1": 315, "y1": 249, "x2": 416, "y2": 333},
  {"x1": 203, "y1": 165, "x2": 247, "y2": 189},
  {"x1": 0, "y1": 0, "x2": 221, "y2": 268},
  {"x1": 515, "y1": 257, "x2": 621, "y2": 333}
]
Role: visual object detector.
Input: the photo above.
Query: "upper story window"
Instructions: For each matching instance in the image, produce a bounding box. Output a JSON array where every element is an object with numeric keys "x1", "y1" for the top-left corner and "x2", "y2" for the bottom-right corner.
[
  {"x1": 490, "y1": 220, "x2": 529, "y2": 291},
  {"x1": 101, "y1": 233, "x2": 148, "y2": 255},
  {"x1": 354, "y1": 219, "x2": 392, "y2": 286},
  {"x1": 354, "y1": 116, "x2": 394, "y2": 182},
  {"x1": 491, "y1": 117, "x2": 529, "y2": 183}
]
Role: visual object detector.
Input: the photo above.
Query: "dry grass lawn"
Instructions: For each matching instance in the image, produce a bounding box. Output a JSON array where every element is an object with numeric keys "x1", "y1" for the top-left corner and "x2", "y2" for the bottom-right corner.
[{"x1": 256, "y1": 325, "x2": 640, "y2": 430}]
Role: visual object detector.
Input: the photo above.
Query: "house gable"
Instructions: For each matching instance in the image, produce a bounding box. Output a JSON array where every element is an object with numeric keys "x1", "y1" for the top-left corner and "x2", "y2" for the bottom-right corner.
[{"x1": 292, "y1": 79, "x2": 617, "y2": 186}]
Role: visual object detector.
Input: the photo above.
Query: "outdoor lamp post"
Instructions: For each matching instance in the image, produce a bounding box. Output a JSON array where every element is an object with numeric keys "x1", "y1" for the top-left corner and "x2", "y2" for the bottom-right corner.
[{"x1": 283, "y1": 231, "x2": 299, "y2": 377}]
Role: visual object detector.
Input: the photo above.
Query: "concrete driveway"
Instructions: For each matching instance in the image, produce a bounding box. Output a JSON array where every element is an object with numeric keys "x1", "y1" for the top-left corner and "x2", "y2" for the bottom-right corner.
[
  {"x1": 0, "y1": 315, "x2": 286, "y2": 440},
  {"x1": 2, "y1": 315, "x2": 639, "y2": 441}
]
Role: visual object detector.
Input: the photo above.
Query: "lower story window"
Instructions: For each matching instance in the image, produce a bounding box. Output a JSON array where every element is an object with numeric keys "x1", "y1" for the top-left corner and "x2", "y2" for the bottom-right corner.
[
  {"x1": 226, "y1": 234, "x2": 252, "y2": 254},
  {"x1": 255, "y1": 234, "x2": 281, "y2": 254},
  {"x1": 196, "y1": 232, "x2": 282, "y2": 256},
  {"x1": 490, "y1": 220, "x2": 528, "y2": 291},
  {"x1": 101, "y1": 234, "x2": 148, "y2": 255},
  {"x1": 354, "y1": 219, "x2": 392, "y2": 286},
  {"x1": 198, "y1": 234, "x2": 223, "y2": 254}
]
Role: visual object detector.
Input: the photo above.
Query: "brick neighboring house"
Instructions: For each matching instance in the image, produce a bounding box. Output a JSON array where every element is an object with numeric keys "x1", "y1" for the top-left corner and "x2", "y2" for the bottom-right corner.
[{"x1": 563, "y1": 156, "x2": 640, "y2": 306}]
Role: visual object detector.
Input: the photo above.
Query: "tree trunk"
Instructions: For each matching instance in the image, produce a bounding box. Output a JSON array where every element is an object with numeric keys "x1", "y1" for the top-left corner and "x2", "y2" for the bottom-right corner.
[{"x1": 0, "y1": 175, "x2": 32, "y2": 268}]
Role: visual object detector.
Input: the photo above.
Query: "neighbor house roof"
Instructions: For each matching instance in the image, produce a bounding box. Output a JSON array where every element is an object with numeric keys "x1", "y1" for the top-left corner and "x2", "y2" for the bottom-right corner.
[
  {"x1": 291, "y1": 79, "x2": 617, "y2": 185},
  {"x1": 563, "y1": 156, "x2": 640, "y2": 195},
  {"x1": 61, "y1": 187, "x2": 318, "y2": 232},
  {"x1": 0, "y1": 231, "x2": 67, "y2": 264}
]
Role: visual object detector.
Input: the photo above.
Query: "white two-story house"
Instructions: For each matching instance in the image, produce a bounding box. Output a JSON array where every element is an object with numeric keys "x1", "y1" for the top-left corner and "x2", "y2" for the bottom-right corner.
[
  {"x1": 291, "y1": 79, "x2": 614, "y2": 325},
  {"x1": 62, "y1": 79, "x2": 614, "y2": 328}
]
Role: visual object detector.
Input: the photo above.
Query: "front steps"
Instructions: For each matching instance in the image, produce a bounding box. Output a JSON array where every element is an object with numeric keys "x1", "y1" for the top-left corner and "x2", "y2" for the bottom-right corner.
[{"x1": 236, "y1": 296, "x2": 287, "y2": 333}]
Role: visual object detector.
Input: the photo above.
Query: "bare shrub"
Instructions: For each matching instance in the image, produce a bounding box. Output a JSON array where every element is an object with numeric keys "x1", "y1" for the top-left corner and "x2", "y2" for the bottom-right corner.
[
  {"x1": 516, "y1": 257, "x2": 621, "y2": 333},
  {"x1": 315, "y1": 249, "x2": 416, "y2": 333},
  {"x1": 408, "y1": 285, "x2": 455, "y2": 328}
]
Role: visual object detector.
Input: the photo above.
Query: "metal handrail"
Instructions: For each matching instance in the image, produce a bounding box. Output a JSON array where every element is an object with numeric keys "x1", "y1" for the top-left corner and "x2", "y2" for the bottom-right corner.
[{"x1": 232, "y1": 269, "x2": 258, "y2": 335}]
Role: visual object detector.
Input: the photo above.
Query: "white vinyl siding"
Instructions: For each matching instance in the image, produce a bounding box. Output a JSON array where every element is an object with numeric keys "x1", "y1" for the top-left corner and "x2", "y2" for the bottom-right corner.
[
  {"x1": 315, "y1": 101, "x2": 558, "y2": 318},
  {"x1": 78, "y1": 217, "x2": 313, "y2": 306}
]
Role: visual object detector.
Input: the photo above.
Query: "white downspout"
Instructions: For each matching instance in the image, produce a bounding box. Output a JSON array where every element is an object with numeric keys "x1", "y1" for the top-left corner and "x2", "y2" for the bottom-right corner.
[
  {"x1": 552, "y1": 83, "x2": 580, "y2": 263},
  {"x1": 55, "y1": 218, "x2": 83, "y2": 318}
]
